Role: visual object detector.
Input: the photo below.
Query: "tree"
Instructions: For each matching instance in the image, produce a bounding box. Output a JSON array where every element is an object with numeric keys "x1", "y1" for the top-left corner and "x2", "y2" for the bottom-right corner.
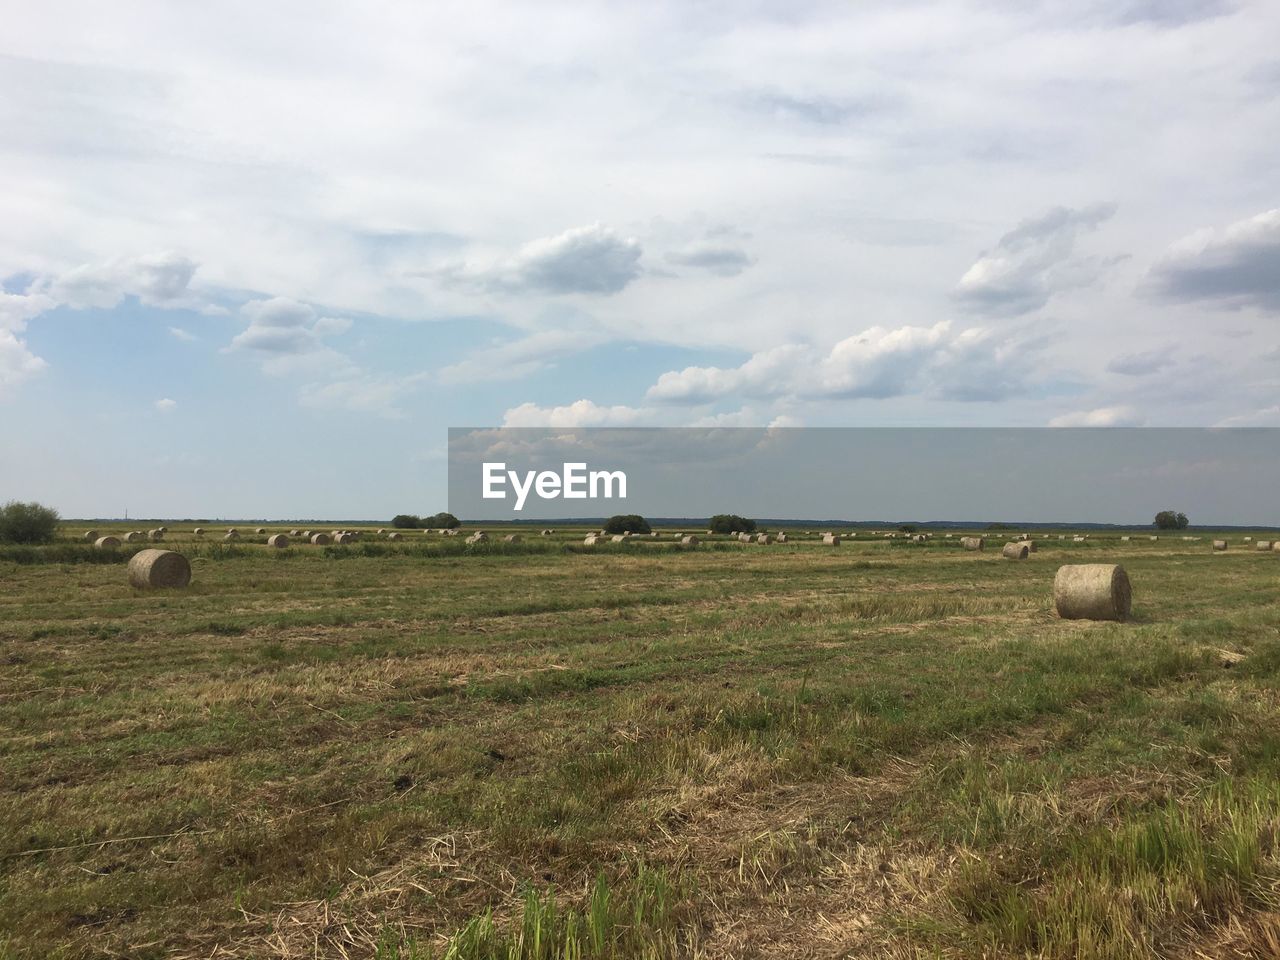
[
  {"x1": 898, "y1": 524, "x2": 917, "y2": 534},
  {"x1": 708, "y1": 514, "x2": 756, "y2": 534},
  {"x1": 391, "y1": 514, "x2": 422, "y2": 529},
  {"x1": 603, "y1": 514, "x2": 651, "y2": 535},
  {"x1": 0, "y1": 500, "x2": 60, "y2": 544},
  {"x1": 423, "y1": 512, "x2": 460, "y2": 529},
  {"x1": 1154, "y1": 510, "x2": 1189, "y2": 530}
]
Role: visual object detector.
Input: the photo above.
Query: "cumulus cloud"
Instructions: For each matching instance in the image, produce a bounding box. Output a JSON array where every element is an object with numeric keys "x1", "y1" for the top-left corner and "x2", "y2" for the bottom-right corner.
[
  {"x1": 502, "y1": 398, "x2": 650, "y2": 427},
  {"x1": 954, "y1": 204, "x2": 1119, "y2": 316},
  {"x1": 664, "y1": 245, "x2": 754, "y2": 277},
  {"x1": 1048, "y1": 405, "x2": 1145, "y2": 427},
  {"x1": 1106, "y1": 346, "x2": 1177, "y2": 376},
  {"x1": 0, "y1": 329, "x2": 47, "y2": 395},
  {"x1": 1147, "y1": 209, "x2": 1280, "y2": 310},
  {"x1": 0, "y1": 290, "x2": 57, "y2": 333},
  {"x1": 227, "y1": 297, "x2": 353, "y2": 374},
  {"x1": 40, "y1": 252, "x2": 198, "y2": 309},
  {"x1": 646, "y1": 321, "x2": 1048, "y2": 405},
  {"x1": 154, "y1": 397, "x2": 176, "y2": 412},
  {"x1": 168, "y1": 326, "x2": 197, "y2": 342},
  {"x1": 440, "y1": 225, "x2": 643, "y2": 296}
]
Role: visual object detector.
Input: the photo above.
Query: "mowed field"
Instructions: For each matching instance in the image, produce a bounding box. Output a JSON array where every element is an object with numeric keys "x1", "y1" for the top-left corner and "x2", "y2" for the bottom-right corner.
[{"x1": 3, "y1": 525, "x2": 1280, "y2": 959}]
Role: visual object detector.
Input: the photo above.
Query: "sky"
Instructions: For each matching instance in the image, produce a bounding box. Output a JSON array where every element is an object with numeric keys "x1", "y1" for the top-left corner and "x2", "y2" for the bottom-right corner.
[{"x1": 2, "y1": 0, "x2": 1279, "y2": 519}]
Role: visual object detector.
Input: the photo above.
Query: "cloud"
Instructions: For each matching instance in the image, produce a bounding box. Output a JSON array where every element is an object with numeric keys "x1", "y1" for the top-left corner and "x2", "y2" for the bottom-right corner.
[
  {"x1": 0, "y1": 290, "x2": 57, "y2": 333},
  {"x1": 502, "y1": 398, "x2": 650, "y2": 427},
  {"x1": 439, "y1": 327, "x2": 609, "y2": 384},
  {"x1": 154, "y1": 397, "x2": 176, "y2": 412},
  {"x1": 168, "y1": 326, "x2": 197, "y2": 342},
  {"x1": 440, "y1": 225, "x2": 643, "y2": 296},
  {"x1": 1048, "y1": 405, "x2": 1145, "y2": 427},
  {"x1": 1106, "y1": 346, "x2": 1177, "y2": 376},
  {"x1": 227, "y1": 297, "x2": 353, "y2": 375},
  {"x1": 1216, "y1": 404, "x2": 1280, "y2": 426},
  {"x1": 664, "y1": 245, "x2": 754, "y2": 277},
  {"x1": 954, "y1": 204, "x2": 1119, "y2": 316},
  {"x1": 1114, "y1": 0, "x2": 1232, "y2": 27},
  {"x1": 1147, "y1": 209, "x2": 1280, "y2": 310},
  {"x1": 297, "y1": 374, "x2": 423, "y2": 420},
  {"x1": 646, "y1": 321, "x2": 1049, "y2": 405},
  {"x1": 40, "y1": 252, "x2": 198, "y2": 309},
  {"x1": 0, "y1": 329, "x2": 47, "y2": 395}
]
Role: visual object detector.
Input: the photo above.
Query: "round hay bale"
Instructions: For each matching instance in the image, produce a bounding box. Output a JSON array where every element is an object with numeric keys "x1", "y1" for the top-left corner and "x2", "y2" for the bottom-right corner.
[
  {"x1": 223, "y1": 531, "x2": 240, "y2": 541},
  {"x1": 157, "y1": 526, "x2": 167, "y2": 534},
  {"x1": 1002, "y1": 542, "x2": 1030, "y2": 560},
  {"x1": 1273, "y1": 541, "x2": 1280, "y2": 552},
  {"x1": 1257, "y1": 541, "x2": 1273, "y2": 551},
  {"x1": 1213, "y1": 540, "x2": 1228, "y2": 551},
  {"x1": 256, "y1": 527, "x2": 267, "y2": 534},
  {"x1": 1244, "y1": 536, "x2": 1253, "y2": 542},
  {"x1": 776, "y1": 533, "x2": 788, "y2": 543},
  {"x1": 267, "y1": 534, "x2": 289, "y2": 548},
  {"x1": 680, "y1": 535, "x2": 699, "y2": 546},
  {"x1": 148, "y1": 529, "x2": 164, "y2": 542},
  {"x1": 193, "y1": 527, "x2": 204, "y2": 536},
  {"x1": 301, "y1": 530, "x2": 312, "y2": 539},
  {"x1": 310, "y1": 532, "x2": 331, "y2": 545},
  {"x1": 757, "y1": 534, "x2": 772, "y2": 545},
  {"x1": 124, "y1": 531, "x2": 144, "y2": 543},
  {"x1": 961, "y1": 537, "x2": 984, "y2": 551},
  {"x1": 1150, "y1": 536, "x2": 1159, "y2": 541},
  {"x1": 611, "y1": 534, "x2": 626, "y2": 543},
  {"x1": 466, "y1": 532, "x2": 488, "y2": 545},
  {"x1": 1121, "y1": 536, "x2": 1131, "y2": 541},
  {"x1": 289, "y1": 529, "x2": 300, "y2": 537},
  {"x1": 94, "y1": 536, "x2": 121, "y2": 549},
  {"x1": 82, "y1": 530, "x2": 98, "y2": 542},
  {"x1": 822, "y1": 534, "x2": 841, "y2": 546},
  {"x1": 503, "y1": 534, "x2": 522, "y2": 543},
  {"x1": 227, "y1": 527, "x2": 238, "y2": 535},
  {"x1": 127, "y1": 549, "x2": 192, "y2": 589},
  {"x1": 1053, "y1": 564, "x2": 1131, "y2": 622},
  {"x1": 335, "y1": 533, "x2": 355, "y2": 544},
  {"x1": 583, "y1": 534, "x2": 602, "y2": 545},
  {"x1": 387, "y1": 532, "x2": 403, "y2": 541},
  {"x1": 377, "y1": 528, "x2": 386, "y2": 535}
]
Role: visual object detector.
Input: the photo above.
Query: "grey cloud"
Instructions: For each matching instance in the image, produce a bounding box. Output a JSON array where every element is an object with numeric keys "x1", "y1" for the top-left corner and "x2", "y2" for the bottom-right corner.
[
  {"x1": 664, "y1": 246, "x2": 754, "y2": 277},
  {"x1": 1147, "y1": 209, "x2": 1280, "y2": 310},
  {"x1": 953, "y1": 203, "x2": 1119, "y2": 316},
  {"x1": 1107, "y1": 346, "x2": 1177, "y2": 376},
  {"x1": 44, "y1": 253, "x2": 198, "y2": 309},
  {"x1": 1114, "y1": 0, "x2": 1232, "y2": 26},
  {"x1": 228, "y1": 297, "x2": 351, "y2": 372},
  {"x1": 739, "y1": 89, "x2": 883, "y2": 126},
  {"x1": 435, "y1": 225, "x2": 643, "y2": 296}
]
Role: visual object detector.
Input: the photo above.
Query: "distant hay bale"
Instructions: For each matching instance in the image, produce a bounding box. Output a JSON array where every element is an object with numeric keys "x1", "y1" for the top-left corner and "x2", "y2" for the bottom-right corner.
[
  {"x1": 1213, "y1": 540, "x2": 1228, "y2": 551},
  {"x1": 1150, "y1": 536, "x2": 1159, "y2": 541},
  {"x1": 1257, "y1": 541, "x2": 1273, "y2": 551},
  {"x1": 387, "y1": 532, "x2": 403, "y2": 541},
  {"x1": 738, "y1": 533, "x2": 751, "y2": 543},
  {"x1": 822, "y1": 534, "x2": 841, "y2": 546},
  {"x1": 542, "y1": 529, "x2": 553, "y2": 536},
  {"x1": 503, "y1": 534, "x2": 522, "y2": 543},
  {"x1": 1121, "y1": 536, "x2": 1131, "y2": 541},
  {"x1": 148, "y1": 529, "x2": 164, "y2": 542},
  {"x1": 82, "y1": 530, "x2": 98, "y2": 542},
  {"x1": 776, "y1": 533, "x2": 787, "y2": 543},
  {"x1": 611, "y1": 534, "x2": 626, "y2": 543},
  {"x1": 193, "y1": 528, "x2": 204, "y2": 536},
  {"x1": 466, "y1": 531, "x2": 488, "y2": 545},
  {"x1": 680, "y1": 535, "x2": 699, "y2": 546},
  {"x1": 124, "y1": 531, "x2": 144, "y2": 543},
  {"x1": 256, "y1": 527, "x2": 267, "y2": 534},
  {"x1": 1273, "y1": 542, "x2": 1280, "y2": 552},
  {"x1": 650, "y1": 531, "x2": 659, "y2": 538},
  {"x1": 757, "y1": 534, "x2": 772, "y2": 544},
  {"x1": 335, "y1": 533, "x2": 355, "y2": 544},
  {"x1": 289, "y1": 530, "x2": 300, "y2": 537},
  {"x1": 1244, "y1": 536, "x2": 1252, "y2": 542},
  {"x1": 267, "y1": 534, "x2": 289, "y2": 548},
  {"x1": 1027, "y1": 541, "x2": 1037, "y2": 552},
  {"x1": 157, "y1": 526, "x2": 167, "y2": 534},
  {"x1": 1053, "y1": 564, "x2": 1131, "y2": 621},
  {"x1": 961, "y1": 537, "x2": 984, "y2": 551},
  {"x1": 310, "y1": 533, "x2": 331, "y2": 545},
  {"x1": 127, "y1": 549, "x2": 192, "y2": 589},
  {"x1": 377, "y1": 528, "x2": 386, "y2": 535},
  {"x1": 227, "y1": 528, "x2": 238, "y2": 535},
  {"x1": 1073, "y1": 536, "x2": 1085, "y2": 543},
  {"x1": 94, "y1": 536, "x2": 121, "y2": 549},
  {"x1": 224, "y1": 531, "x2": 240, "y2": 541},
  {"x1": 583, "y1": 534, "x2": 602, "y2": 545},
  {"x1": 1002, "y1": 542, "x2": 1030, "y2": 560},
  {"x1": 301, "y1": 530, "x2": 312, "y2": 539}
]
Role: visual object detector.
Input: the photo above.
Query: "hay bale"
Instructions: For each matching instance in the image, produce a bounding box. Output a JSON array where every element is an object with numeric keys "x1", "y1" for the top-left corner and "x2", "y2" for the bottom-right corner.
[
  {"x1": 124, "y1": 531, "x2": 144, "y2": 543},
  {"x1": 583, "y1": 534, "x2": 602, "y2": 545},
  {"x1": 757, "y1": 534, "x2": 772, "y2": 545},
  {"x1": 224, "y1": 531, "x2": 240, "y2": 541},
  {"x1": 822, "y1": 533, "x2": 841, "y2": 546},
  {"x1": 310, "y1": 533, "x2": 331, "y2": 545},
  {"x1": 227, "y1": 527, "x2": 238, "y2": 535},
  {"x1": 1150, "y1": 536, "x2": 1159, "y2": 541},
  {"x1": 776, "y1": 533, "x2": 787, "y2": 543},
  {"x1": 1213, "y1": 540, "x2": 1228, "y2": 551},
  {"x1": 542, "y1": 529, "x2": 553, "y2": 536},
  {"x1": 289, "y1": 529, "x2": 300, "y2": 537},
  {"x1": 1121, "y1": 536, "x2": 1131, "y2": 541},
  {"x1": 267, "y1": 534, "x2": 289, "y2": 548},
  {"x1": 193, "y1": 528, "x2": 204, "y2": 536},
  {"x1": 466, "y1": 531, "x2": 488, "y2": 545},
  {"x1": 503, "y1": 534, "x2": 522, "y2": 543},
  {"x1": 1273, "y1": 542, "x2": 1280, "y2": 552},
  {"x1": 387, "y1": 532, "x2": 403, "y2": 541},
  {"x1": 611, "y1": 534, "x2": 626, "y2": 543},
  {"x1": 148, "y1": 529, "x2": 164, "y2": 542},
  {"x1": 82, "y1": 530, "x2": 98, "y2": 542},
  {"x1": 377, "y1": 528, "x2": 386, "y2": 535},
  {"x1": 335, "y1": 533, "x2": 355, "y2": 544},
  {"x1": 738, "y1": 532, "x2": 751, "y2": 543},
  {"x1": 301, "y1": 530, "x2": 312, "y2": 539},
  {"x1": 94, "y1": 536, "x2": 120, "y2": 549},
  {"x1": 127, "y1": 549, "x2": 191, "y2": 589},
  {"x1": 961, "y1": 537, "x2": 984, "y2": 551},
  {"x1": 157, "y1": 526, "x2": 167, "y2": 534},
  {"x1": 680, "y1": 535, "x2": 699, "y2": 546},
  {"x1": 1257, "y1": 541, "x2": 1273, "y2": 551},
  {"x1": 1002, "y1": 542, "x2": 1030, "y2": 560},
  {"x1": 1053, "y1": 564, "x2": 1131, "y2": 621}
]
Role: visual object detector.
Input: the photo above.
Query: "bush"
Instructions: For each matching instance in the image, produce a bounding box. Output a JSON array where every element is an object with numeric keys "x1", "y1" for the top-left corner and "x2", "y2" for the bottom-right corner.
[
  {"x1": 898, "y1": 524, "x2": 918, "y2": 534},
  {"x1": 603, "y1": 514, "x2": 651, "y2": 535},
  {"x1": 391, "y1": 514, "x2": 422, "y2": 529},
  {"x1": 1154, "y1": 510, "x2": 1189, "y2": 530},
  {"x1": 423, "y1": 512, "x2": 460, "y2": 529},
  {"x1": 708, "y1": 514, "x2": 756, "y2": 534},
  {"x1": 0, "y1": 501, "x2": 60, "y2": 544}
]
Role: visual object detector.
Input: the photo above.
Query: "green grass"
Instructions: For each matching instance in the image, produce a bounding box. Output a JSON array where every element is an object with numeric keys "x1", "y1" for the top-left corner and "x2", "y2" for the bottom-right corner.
[{"x1": 1, "y1": 523, "x2": 1279, "y2": 957}]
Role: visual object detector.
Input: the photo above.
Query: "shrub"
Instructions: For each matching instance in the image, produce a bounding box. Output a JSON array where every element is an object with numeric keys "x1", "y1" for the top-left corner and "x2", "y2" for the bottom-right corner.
[
  {"x1": 391, "y1": 514, "x2": 422, "y2": 529},
  {"x1": 708, "y1": 514, "x2": 756, "y2": 534},
  {"x1": 423, "y1": 512, "x2": 460, "y2": 529},
  {"x1": 898, "y1": 524, "x2": 918, "y2": 534},
  {"x1": 0, "y1": 501, "x2": 60, "y2": 544},
  {"x1": 603, "y1": 514, "x2": 651, "y2": 535}
]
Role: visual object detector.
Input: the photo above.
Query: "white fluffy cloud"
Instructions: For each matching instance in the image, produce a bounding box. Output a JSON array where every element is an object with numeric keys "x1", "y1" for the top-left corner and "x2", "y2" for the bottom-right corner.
[
  {"x1": 953, "y1": 204, "x2": 1119, "y2": 316},
  {"x1": 1147, "y1": 209, "x2": 1280, "y2": 310},
  {"x1": 154, "y1": 397, "x2": 176, "y2": 412},
  {"x1": 37, "y1": 252, "x2": 198, "y2": 309},
  {"x1": 646, "y1": 321, "x2": 1048, "y2": 405},
  {"x1": 227, "y1": 297, "x2": 353, "y2": 374},
  {"x1": 438, "y1": 225, "x2": 643, "y2": 296},
  {"x1": 0, "y1": 329, "x2": 47, "y2": 395},
  {"x1": 1048, "y1": 405, "x2": 1145, "y2": 427},
  {"x1": 502, "y1": 398, "x2": 650, "y2": 427}
]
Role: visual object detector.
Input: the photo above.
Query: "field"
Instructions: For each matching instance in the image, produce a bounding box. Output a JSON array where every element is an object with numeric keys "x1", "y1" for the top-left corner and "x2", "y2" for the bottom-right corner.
[{"x1": 3, "y1": 524, "x2": 1280, "y2": 958}]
